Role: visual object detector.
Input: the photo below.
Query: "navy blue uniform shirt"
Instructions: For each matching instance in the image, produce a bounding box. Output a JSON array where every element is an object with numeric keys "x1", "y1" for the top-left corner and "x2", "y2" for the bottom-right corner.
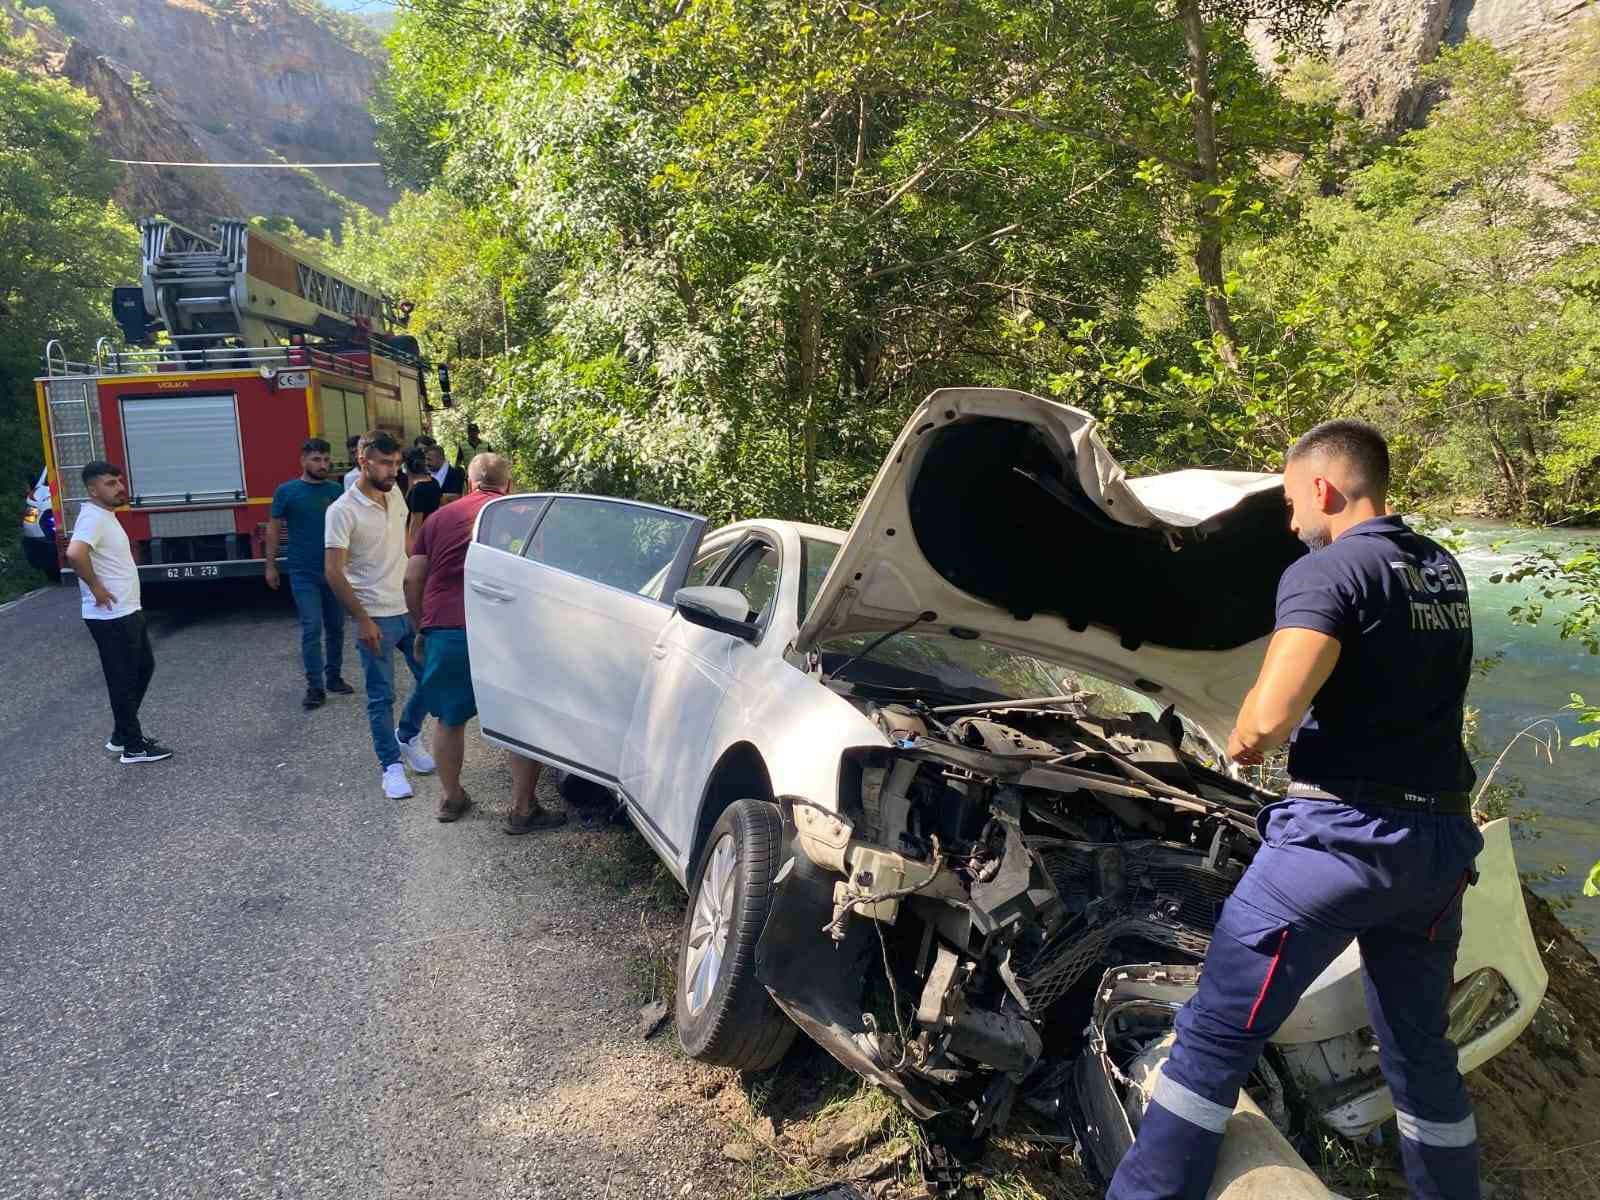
[
  {"x1": 270, "y1": 479, "x2": 344, "y2": 577},
  {"x1": 1275, "y1": 515, "x2": 1476, "y2": 794}
]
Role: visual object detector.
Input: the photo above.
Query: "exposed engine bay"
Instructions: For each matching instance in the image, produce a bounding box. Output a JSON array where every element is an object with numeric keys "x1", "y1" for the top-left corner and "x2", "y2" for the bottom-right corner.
[{"x1": 756, "y1": 693, "x2": 1276, "y2": 1141}]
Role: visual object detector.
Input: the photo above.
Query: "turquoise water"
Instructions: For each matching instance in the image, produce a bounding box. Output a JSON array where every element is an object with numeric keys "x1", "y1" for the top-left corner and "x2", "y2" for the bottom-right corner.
[{"x1": 1445, "y1": 522, "x2": 1600, "y2": 949}]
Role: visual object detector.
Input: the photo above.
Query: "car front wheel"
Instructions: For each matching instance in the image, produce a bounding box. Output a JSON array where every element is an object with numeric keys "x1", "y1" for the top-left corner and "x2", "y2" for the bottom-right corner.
[{"x1": 674, "y1": 799, "x2": 797, "y2": 1070}]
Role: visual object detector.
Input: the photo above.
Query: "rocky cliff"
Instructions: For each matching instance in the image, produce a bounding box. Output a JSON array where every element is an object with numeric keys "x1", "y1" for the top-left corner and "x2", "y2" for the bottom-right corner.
[
  {"x1": 57, "y1": 39, "x2": 243, "y2": 230},
  {"x1": 33, "y1": 0, "x2": 393, "y2": 234},
  {"x1": 1258, "y1": 0, "x2": 1599, "y2": 127}
]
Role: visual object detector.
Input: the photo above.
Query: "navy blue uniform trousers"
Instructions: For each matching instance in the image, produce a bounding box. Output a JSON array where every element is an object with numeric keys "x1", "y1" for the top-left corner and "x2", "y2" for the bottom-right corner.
[{"x1": 1108, "y1": 796, "x2": 1484, "y2": 1200}]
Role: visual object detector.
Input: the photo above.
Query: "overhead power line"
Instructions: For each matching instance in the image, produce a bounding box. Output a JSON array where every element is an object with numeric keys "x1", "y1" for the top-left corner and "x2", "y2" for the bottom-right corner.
[{"x1": 109, "y1": 159, "x2": 384, "y2": 168}]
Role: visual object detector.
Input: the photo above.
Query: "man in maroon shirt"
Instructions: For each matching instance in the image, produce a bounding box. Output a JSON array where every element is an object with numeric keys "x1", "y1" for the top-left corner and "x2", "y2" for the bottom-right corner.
[{"x1": 403, "y1": 454, "x2": 566, "y2": 832}]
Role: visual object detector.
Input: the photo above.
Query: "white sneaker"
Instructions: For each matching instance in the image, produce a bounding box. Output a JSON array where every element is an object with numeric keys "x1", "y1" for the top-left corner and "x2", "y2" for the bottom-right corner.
[
  {"x1": 396, "y1": 729, "x2": 435, "y2": 774},
  {"x1": 383, "y1": 763, "x2": 414, "y2": 799}
]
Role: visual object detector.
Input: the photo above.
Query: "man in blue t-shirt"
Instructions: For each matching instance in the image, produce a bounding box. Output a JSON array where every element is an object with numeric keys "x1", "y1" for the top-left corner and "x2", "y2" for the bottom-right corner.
[
  {"x1": 267, "y1": 438, "x2": 354, "y2": 710},
  {"x1": 1110, "y1": 422, "x2": 1484, "y2": 1200}
]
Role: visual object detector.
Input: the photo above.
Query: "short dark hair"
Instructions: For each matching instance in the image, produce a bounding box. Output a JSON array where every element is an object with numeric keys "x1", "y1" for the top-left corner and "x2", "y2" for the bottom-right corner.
[
  {"x1": 1287, "y1": 419, "x2": 1390, "y2": 498},
  {"x1": 82, "y1": 460, "x2": 122, "y2": 486},
  {"x1": 359, "y1": 429, "x2": 402, "y2": 458},
  {"x1": 302, "y1": 437, "x2": 331, "y2": 455},
  {"x1": 404, "y1": 448, "x2": 428, "y2": 474},
  {"x1": 413, "y1": 434, "x2": 437, "y2": 448},
  {"x1": 346, "y1": 434, "x2": 361, "y2": 452}
]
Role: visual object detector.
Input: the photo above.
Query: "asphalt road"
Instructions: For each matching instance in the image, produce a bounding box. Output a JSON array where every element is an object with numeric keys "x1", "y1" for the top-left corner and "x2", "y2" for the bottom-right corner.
[{"x1": 0, "y1": 582, "x2": 715, "y2": 1200}]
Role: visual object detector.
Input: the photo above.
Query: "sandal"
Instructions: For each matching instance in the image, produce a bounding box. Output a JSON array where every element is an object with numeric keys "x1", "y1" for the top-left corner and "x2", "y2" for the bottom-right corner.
[
  {"x1": 436, "y1": 792, "x2": 473, "y2": 823},
  {"x1": 503, "y1": 807, "x2": 567, "y2": 835}
]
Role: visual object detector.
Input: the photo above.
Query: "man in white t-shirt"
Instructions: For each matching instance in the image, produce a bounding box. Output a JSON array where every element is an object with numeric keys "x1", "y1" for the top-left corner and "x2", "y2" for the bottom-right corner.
[
  {"x1": 342, "y1": 434, "x2": 362, "y2": 492},
  {"x1": 324, "y1": 429, "x2": 436, "y2": 799},
  {"x1": 65, "y1": 462, "x2": 172, "y2": 764}
]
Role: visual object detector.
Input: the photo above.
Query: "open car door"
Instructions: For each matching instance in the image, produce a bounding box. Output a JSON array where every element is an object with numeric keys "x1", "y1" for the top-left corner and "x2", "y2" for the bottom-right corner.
[{"x1": 465, "y1": 494, "x2": 706, "y2": 797}]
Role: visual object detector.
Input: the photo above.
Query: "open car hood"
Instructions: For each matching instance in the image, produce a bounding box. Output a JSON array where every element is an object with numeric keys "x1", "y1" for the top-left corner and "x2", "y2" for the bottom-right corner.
[{"x1": 794, "y1": 389, "x2": 1306, "y2": 735}]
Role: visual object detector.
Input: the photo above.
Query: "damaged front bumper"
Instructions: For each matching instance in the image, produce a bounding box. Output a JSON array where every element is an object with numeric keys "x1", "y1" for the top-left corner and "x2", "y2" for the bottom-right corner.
[{"x1": 756, "y1": 787, "x2": 1230, "y2": 1135}]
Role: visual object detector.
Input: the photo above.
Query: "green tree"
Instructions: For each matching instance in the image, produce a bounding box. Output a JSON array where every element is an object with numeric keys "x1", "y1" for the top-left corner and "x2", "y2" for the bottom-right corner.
[
  {"x1": 313, "y1": 191, "x2": 551, "y2": 458},
  {"x1": 1076, "y1": 39, "x2": 1600, "y2": 514},
  {"x1": 373, "y1": 0, "x2": 1346, "y2": 522},
  {"x1": 0, "y1": 19, "x2": 138, "y2": 593}
]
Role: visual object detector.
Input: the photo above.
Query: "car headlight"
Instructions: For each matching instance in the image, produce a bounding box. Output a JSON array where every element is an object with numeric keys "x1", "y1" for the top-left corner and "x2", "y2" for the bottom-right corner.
[{"x1": 1446, "y1": 967, "x2": 1510, "y2": 1044}]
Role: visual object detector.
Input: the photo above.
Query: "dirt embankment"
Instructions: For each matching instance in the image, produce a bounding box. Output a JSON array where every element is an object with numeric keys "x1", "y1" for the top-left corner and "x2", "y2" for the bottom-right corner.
[{"x1": 1470, "y1": 889, "x2": 1600, "y2": 1200}]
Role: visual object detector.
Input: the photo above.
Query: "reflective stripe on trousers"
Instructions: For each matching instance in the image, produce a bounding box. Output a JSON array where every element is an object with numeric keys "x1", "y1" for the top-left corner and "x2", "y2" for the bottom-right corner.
[{"x1": 1106, "y1": 798, "x2": 1484, "y2": 1200}]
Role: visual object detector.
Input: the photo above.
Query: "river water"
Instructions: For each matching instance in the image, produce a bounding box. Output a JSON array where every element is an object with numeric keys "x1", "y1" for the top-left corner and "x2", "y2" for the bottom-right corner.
[{"x1": 1446, "y1": 522, "x2": 1599, "y2": 950}]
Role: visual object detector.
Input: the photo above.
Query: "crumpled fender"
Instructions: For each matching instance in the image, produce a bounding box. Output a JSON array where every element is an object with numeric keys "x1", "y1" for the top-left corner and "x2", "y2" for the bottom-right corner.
[{"x1": 754, "y1": 841, "x2": 951, "y2": 1120}]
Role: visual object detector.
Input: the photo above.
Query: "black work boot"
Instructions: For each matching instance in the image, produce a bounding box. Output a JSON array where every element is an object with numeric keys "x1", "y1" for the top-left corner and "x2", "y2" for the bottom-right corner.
[{"x1": 303, "y1": 686, "x2": 327, "y2": 710}]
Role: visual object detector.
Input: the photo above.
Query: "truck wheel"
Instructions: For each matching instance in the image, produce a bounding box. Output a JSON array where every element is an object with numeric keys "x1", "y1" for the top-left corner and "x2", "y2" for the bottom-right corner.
[{"x1": 675, "y1": 799, "x2": 797, "y2": 1070}]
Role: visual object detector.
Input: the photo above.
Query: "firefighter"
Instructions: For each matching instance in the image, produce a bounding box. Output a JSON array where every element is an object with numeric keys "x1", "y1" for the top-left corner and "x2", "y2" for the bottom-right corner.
[{"x1": 1108, "y1": 421, "x2": 1483, "y2": 1200}]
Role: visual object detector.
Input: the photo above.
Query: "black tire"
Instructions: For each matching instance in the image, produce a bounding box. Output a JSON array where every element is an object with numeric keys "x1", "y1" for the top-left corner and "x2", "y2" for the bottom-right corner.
[{"x1": 674, "y1": 799, "x2": 797, "y2": 1070}]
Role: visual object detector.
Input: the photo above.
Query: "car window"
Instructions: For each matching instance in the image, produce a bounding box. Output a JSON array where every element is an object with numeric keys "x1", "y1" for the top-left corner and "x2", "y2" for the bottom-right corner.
[
  {"x1": 476, "y1": 496, "x2": 546, "y2": 555},
  {"x1": 684, "y1": 543, "x2": 734, "y2": 590},
  {"x1": 799, "y1": 537, "x2": 841, "y2": 622},
  {"x1": 527, "y1": 497, "x2": 698, "y2": 593},
  {"x1": 721, "y1": 542, "x2": 780, "y2": 623},
  {"x1": 638, "y1": 538, "x2": 729, "y2": 601}
]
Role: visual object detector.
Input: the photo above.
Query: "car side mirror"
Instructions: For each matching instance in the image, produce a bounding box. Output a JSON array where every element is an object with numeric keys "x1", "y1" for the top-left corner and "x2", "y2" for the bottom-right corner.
[{"x1": 674, "y1": 585, "x2": 760, "y2": 642}]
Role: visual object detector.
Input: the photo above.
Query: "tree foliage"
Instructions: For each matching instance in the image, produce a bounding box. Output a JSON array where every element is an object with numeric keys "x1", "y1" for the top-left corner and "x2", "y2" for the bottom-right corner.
[
  {"x1": 369, "y1": 0, "x2": 1351, "y2": 524},
  {"x1": 1072, "y1": 38, "x2": 1600, "y2": 517},
  {"x1": 0, "y1": 16, "x2": 138, "y2": 590},
  {"x1": 361, "y1": 5, "x2": 1600, "y2": 526}
]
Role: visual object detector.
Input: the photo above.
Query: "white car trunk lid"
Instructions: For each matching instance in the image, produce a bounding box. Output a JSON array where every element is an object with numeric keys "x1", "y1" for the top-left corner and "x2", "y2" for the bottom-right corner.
[{"x1": 794, "y1": 388, "x2": 1306, "y2": 733}]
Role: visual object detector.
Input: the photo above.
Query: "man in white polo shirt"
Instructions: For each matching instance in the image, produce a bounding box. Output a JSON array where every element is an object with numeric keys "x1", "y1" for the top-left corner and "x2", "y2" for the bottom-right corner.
[
  {"x1": 341, "y1": 434, "x2": 362, "y2": 492},
  {"x1": 65, "y1": 460, "x2": 172, "y2": 764},
  {"x1": 324, "y1": 430, "x2": 436, "y2": 798}
]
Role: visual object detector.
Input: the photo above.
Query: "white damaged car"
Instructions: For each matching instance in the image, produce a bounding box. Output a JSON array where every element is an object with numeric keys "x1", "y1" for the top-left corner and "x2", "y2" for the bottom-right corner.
[{"x1": 463, "y1": 388, "x2": 1546, "y2": 1166}]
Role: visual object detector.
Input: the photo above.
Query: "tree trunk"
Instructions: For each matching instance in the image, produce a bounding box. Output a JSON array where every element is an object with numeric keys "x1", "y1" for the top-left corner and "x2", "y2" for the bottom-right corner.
[
  {"x1": 797, "y1": 282, "x2": 822, "y2": 516},
  {"x1": 1478, "y1": 402, "x2": 1523, "y2": 512},
  {"x1": 1177, "y1": 0, "x2": 1240, "y2": 368}
]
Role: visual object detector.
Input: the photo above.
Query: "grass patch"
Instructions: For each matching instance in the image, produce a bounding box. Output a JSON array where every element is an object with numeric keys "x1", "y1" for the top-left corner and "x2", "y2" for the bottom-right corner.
[
  {"x1": 979, "y1": 1136, "x2": 1099, "y2": 1200},
  {"x1": 721, "y1": 1061, "x2": 933, "y2": 1198},
  {"x1": 632, "y1": 946, "x2": 676, "y2": 1006},
  {"x1": 564, "y1": 810, "x2": 685, "y2": 1005},
  {"x1": 572, "y1": 823, "x2": 658, "y2": 890},
  {"x1": 572, "y1": 819, "x2": 684, "y2": 912},
  {"x1": 0, "y1": 541, "x2": 44, "y2": 605},
  {"x1": 1307, "y1": 1121, "x2": 1405, "y2": 1198}
]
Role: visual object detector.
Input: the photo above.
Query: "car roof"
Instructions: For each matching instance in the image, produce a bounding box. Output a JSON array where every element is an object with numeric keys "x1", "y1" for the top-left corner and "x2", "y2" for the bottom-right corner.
[{"x1": 708, "y1": 518, "x2": 845, "y2": 544}]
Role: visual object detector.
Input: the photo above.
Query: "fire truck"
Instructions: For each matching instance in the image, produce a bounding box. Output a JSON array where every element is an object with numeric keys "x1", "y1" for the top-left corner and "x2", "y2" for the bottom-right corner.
[{"x1": 34, "y1": 218, "x2": 438, "y2": 584}]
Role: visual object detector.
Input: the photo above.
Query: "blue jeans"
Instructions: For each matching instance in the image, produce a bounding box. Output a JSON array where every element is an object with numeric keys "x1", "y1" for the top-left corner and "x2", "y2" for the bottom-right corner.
[
  {"x1": 288, "y1": 571, "x2": 345, "y2": 688},
  {"x1": 356, "y1": 615, "x2": 428, "y2": 769}
]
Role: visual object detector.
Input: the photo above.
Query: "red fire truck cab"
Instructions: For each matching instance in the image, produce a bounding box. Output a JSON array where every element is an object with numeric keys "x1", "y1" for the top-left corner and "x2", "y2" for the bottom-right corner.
[{"x1": 35, "y1": 219, "x2": 434, "y2": 584}]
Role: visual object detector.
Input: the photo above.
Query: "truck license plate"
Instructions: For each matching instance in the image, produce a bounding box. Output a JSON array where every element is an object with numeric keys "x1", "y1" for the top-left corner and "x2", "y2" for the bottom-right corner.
[{"x1": 164, "y1": 565, "x2": 220, "y2": 579}]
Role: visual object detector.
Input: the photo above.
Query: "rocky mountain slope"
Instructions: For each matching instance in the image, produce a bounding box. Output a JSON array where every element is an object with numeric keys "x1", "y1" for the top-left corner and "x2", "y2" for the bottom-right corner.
[
  {"x1": 1257, "y1": 0, "x2": 1598, "y2": 127},
  {"x1": 56, "y1": 38, "x2": 241, "y2": 229},
  {"x1": 27, "y1": 0, "x2": 393, "y2": 234}
]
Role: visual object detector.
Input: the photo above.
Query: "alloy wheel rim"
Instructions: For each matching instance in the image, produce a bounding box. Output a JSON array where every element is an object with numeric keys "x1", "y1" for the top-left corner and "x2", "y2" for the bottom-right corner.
[{"x1": 684, "y1": 833, "x2": 737, "y2": 1015}]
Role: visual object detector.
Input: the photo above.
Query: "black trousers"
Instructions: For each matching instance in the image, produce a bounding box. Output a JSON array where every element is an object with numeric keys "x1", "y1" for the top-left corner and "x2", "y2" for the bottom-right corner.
[{"x1": 85, "y1": 612, "x2": 156, "y2": 746}]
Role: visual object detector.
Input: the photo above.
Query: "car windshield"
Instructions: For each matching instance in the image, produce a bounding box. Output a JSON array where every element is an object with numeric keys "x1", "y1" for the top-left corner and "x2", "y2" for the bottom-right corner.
[
  {"x1": 819, "y1": 629, "x2": 1160, "y2": 715},
  {"x1": 800, "y1": 538, "x2": 1156, "y2": 714}
]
